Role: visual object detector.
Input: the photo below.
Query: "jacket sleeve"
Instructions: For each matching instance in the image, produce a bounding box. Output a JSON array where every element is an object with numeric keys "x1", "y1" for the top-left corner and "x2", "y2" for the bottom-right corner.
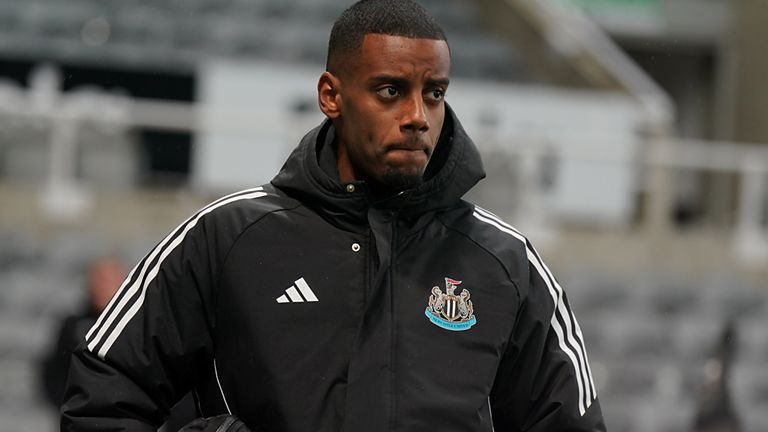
[
  {"x1": 490, "y1": 242, "x2": 606, "y2": 431},
  {"x1": 60, "y1": 210, "x2": 227, "y2": 431}
]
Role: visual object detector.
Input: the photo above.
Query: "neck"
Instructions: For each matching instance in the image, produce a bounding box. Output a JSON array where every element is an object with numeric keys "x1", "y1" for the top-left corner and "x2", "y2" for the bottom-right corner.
[{"x1": 335, "y1": 143, "x2": 357, "y2": 184}]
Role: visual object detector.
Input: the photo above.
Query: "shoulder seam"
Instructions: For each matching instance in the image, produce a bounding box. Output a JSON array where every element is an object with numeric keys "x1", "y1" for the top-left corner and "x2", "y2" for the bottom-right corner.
[
  {"x1": 83, "y1": 187, "x2": 269, "y2": 359},
  {"x1": 436, "y1": 214, "x2": 522, "y2": 306},
  {"x1": 215, "y1": 200, "x2": 303, "y2": 294}
]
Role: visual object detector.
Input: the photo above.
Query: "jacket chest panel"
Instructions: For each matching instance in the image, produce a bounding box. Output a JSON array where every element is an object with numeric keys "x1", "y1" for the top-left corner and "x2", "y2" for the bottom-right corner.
[
  {"x1": 214, "y1": 212, "x2": 368, "y2": 428},
  {"x1": 387, "y1": 230, "x2": 519, "y2": 428}
]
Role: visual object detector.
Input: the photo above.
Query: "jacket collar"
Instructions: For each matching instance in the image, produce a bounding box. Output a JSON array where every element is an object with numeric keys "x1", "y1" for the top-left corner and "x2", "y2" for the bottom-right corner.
[{"x1": 271, "y1": 104, "x2": 485, "y2": 228}]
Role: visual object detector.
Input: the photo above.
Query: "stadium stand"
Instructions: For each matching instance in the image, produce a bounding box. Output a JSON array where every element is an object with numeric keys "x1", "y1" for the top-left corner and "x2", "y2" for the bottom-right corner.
[{"x1": 0, "y1": 0, "x2": 528, "y2": 80}]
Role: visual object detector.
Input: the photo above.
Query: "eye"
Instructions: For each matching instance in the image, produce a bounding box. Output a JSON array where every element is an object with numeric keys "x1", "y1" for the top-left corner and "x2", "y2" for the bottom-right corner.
[
  {"x1": 376, "y1": 86, "x2": 399, "y2": 99},
  {"x1": 426, "y1": 89, "x2": 445, "y2": 102}
]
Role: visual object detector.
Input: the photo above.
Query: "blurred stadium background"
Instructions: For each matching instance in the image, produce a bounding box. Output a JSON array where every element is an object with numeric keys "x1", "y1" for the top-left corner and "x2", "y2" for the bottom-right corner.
[{"x1": 0, "y1": 0, "x2": 767, "y2": 431}]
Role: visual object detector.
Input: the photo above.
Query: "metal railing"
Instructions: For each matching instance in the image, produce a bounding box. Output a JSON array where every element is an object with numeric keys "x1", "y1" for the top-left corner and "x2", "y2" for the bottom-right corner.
[{"x1": 1, "y1": 65, "x2": 766, "y2": 266}]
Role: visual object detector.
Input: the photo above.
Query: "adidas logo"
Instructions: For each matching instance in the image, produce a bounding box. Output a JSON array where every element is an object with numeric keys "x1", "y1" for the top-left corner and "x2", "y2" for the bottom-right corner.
[{"x1": 276, "y1": 277, "x2": 318, "y2": 303}]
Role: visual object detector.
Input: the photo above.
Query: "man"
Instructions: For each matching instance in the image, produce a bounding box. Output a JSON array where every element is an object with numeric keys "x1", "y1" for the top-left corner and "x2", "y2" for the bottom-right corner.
[
  {"x1": 62, "y1": 1, "x2": 606, "y2": 431},
  {"x1": 41, "y1": 257, "x2": 126, "y2": 406}
]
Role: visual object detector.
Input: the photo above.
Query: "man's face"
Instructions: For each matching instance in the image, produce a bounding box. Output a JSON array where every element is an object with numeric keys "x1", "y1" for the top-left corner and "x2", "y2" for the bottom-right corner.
[{"x1": 326, "y1": 34, "x2": 451, "y2": 191}]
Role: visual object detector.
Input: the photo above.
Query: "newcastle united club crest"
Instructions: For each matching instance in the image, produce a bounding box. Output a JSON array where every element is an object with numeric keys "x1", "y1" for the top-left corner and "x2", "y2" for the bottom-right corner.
[{"x1": 425, "y1": 278, "x2": 477, "y2": 331}]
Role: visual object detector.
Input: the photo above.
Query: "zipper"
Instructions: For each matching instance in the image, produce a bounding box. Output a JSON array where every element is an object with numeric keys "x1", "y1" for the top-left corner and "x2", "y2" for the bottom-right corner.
[
  {"x1": 388, "y1": 211, "x2": 398, "y2": 431},
  {"x1": 365, "y1": 230, "x2": 376, "y2": 306},
  {"x1": 217, "y1": 415, "x2": 250, "y2": 432},
  {"x1": 214, "y1": 416, "x2": 237, "y2": 432}
]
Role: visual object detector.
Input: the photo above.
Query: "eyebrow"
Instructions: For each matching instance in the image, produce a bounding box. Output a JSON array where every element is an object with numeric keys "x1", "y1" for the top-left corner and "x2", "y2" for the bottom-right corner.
[
  {"x1": 367, "y1": 75, "x2": 450, "y2": 87},
  {"x1": 427, "y1": 77, "x2": 450, "y2": 87}
]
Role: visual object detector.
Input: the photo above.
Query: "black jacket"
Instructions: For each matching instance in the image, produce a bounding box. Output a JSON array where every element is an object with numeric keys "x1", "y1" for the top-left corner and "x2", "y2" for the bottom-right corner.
[
  {"x1": 42, "y1": 309, "x2": 98, "y2": 407},
  {"x1": 62, "y1": 106, "x2": 605, "y2": 431}
]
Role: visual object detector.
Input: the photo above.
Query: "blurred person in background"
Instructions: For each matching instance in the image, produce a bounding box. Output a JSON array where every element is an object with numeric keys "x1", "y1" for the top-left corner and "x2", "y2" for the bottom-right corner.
[
  {"x1": 61, "y1": 1, "x2": 605, "y2": 431},
  {"x1": 41, "y1": 256, "x2": 199, "y2": 430},
  {"x1": 40, "y1": 256, "x2": 127, "y2": 407},
  {"x1": 692, "y1": 321, "x2": 742, "y2": 432}
]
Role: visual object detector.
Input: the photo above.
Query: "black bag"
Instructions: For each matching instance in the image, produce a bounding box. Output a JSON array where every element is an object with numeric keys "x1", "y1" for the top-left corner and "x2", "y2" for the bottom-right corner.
[{"x1": 177, "y1": 414, "x2": 252, "y2": 432}]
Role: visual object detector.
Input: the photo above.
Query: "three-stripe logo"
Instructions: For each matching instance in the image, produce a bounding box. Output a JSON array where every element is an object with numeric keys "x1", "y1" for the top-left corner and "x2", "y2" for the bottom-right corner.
[{"x1": 276, "y1": 278, "x2": 318, "y2": 303}]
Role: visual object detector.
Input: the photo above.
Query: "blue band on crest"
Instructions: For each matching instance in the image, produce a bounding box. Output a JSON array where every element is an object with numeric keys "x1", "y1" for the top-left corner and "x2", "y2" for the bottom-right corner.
[{"x1": 425, "y1": 308, "x2": 477, "y2": 331}]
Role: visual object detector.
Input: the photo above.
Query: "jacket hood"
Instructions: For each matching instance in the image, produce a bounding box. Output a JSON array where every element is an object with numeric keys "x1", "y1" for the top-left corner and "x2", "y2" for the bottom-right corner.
[{"x1": 271, "y1": 104, "x2": 485, "y2": 226}]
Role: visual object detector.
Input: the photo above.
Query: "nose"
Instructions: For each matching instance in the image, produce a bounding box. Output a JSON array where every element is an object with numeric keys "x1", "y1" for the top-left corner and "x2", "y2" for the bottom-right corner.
[{"x1": 400, "y1": 93, "x2": 429, "y2": 133}]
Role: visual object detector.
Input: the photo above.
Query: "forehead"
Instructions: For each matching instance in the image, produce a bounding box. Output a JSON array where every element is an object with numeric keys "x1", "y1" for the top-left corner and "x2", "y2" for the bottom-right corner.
[{"x1": 353, "y1": 33, "x2": 451, "y2": 80}]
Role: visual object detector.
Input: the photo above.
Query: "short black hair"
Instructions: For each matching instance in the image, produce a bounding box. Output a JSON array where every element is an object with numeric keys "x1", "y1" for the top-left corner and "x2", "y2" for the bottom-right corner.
[{"x1": 326, "y1": 0, "x2": 448, "y2": 73}]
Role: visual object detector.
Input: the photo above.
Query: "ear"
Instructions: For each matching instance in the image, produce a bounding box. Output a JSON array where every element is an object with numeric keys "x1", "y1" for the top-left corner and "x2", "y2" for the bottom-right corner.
[{"x1": 318, "y1": 71, "x2": 342, "y2": 120}]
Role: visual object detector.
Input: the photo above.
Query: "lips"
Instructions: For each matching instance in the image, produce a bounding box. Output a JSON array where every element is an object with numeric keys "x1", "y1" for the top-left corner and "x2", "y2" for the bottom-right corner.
[
  {"x1": 390, "y1": 147, "x2": 424, "y2": 152},
  {"x1": 385, "y1": 142, "x2": 430, "y2": 155}
]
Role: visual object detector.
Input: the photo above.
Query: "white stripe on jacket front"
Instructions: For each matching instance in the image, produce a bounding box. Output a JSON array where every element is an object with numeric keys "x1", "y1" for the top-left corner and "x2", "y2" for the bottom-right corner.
[
  {"x1": 86, "y1": 187, "x2": 266, "y2": 358},
  {"x1": 472, "y1": 206, "x2": 595, "y2": 416}
]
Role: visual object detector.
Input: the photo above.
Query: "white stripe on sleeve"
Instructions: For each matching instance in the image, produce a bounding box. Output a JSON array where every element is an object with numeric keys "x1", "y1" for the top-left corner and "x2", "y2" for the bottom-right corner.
[
  {"x1": 87, "y1": 188, "x2": 266, "y2": 358},
  {"x1": 472, "y1": 207, "x2": 595, "y2": 415}
]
